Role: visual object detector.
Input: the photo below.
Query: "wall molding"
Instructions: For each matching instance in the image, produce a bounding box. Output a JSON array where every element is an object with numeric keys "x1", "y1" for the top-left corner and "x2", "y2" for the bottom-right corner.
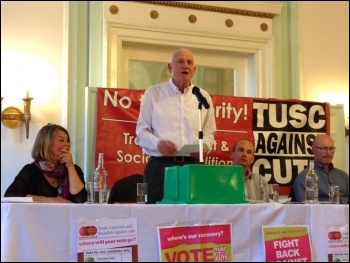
[{"x1": 133, "y1": 1, "x2": 277, "y2": 19}]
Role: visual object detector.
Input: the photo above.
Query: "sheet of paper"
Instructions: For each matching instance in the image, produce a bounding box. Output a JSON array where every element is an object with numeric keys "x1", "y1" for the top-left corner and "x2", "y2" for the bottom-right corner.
[
  {"x1": 262, "y1": 225, "x2": 312, "y2": 262},
  {"x1": 158, "y1": 223, "x2": 233, "y2": 262},
  {"x1": 1, "y1": 197, "x2": 33, "y2": 203},
  {"x1": 77, "y1": 218, "x2": 138, "y2": 262},
  {"x1": 178, "y1": 144, "x2": 199, "y2": 155}
]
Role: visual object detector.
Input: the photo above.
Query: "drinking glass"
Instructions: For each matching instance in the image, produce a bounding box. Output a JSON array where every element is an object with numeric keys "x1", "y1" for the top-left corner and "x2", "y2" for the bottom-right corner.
[
  {"x1": 137, "y1": 183, "x2": 148, "y2": 204},
  {"x1": 268, "y1": 184, "x2": 279, "y2": 202},
  {"x1": 85, "y1": 182, "x2": 95, "y2": 204},
  {"x1": 328, "y1": 185, "x2": 340, "y2": 204}
]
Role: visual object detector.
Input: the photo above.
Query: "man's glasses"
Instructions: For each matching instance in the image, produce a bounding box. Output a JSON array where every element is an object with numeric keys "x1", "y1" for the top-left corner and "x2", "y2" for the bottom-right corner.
[{"x1": 314, "y1": 146, "x2": 337, "y2": 152}]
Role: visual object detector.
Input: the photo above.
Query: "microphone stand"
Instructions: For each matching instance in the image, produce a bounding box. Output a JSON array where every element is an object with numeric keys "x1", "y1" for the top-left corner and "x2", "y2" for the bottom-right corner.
[{"x1": 197, "y1": 102, "x2": 204, "y2": 163}]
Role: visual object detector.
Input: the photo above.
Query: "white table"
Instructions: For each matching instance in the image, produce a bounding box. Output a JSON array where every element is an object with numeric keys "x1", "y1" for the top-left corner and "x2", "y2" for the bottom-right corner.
[{"x1": 1, "y1": 202, "x2": 348, "y2": 262}]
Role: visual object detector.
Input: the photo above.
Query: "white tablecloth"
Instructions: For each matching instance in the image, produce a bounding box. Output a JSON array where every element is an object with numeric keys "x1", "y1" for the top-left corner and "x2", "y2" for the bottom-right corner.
[{"x1": 1, "y1": 202, "x2": 349, "y2": 262}]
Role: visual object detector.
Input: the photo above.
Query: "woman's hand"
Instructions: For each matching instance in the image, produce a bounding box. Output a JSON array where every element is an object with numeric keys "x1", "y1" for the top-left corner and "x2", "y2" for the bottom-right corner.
[
  {"x1": 58, "y1": 149, "x2": 74, "y2": 168},
  {"x1": 57, "y1": 149, "x2": 85, "y2": 196}
]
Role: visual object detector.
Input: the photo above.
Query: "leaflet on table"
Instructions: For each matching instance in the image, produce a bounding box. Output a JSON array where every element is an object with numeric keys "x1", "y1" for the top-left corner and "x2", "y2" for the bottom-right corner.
[
  {"x1": 77, "y1": 218, "x2": 138, "y2": 262},
  {"x1": 178, "y1": 144, "x2": 199, "y2": 155},
  {"x1": 326, "y1": 225, "x2": 349, "y2": 262},
  {"x1": 157, "y1": 223, "x2": 232, "y2": 262},
  {"x1": 262, "y1": 225, "x2": 312, "y2": 262}
]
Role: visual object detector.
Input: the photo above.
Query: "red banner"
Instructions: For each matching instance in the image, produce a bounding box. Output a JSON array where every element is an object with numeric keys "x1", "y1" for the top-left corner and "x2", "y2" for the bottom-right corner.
[{"x1": 95, "y1": 88, "x2": 330, "y2": 194}]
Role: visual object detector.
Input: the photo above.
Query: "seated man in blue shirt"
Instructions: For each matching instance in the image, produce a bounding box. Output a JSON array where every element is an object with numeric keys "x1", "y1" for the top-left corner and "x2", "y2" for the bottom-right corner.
[{"x1": 293, "y1": 134, "x2": 349, "y2": 204}]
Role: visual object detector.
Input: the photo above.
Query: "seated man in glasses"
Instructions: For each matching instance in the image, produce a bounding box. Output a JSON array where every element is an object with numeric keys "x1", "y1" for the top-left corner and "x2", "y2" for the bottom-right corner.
[{"x1": 293, "y1": 134, "x2": 349, "y2": 204}]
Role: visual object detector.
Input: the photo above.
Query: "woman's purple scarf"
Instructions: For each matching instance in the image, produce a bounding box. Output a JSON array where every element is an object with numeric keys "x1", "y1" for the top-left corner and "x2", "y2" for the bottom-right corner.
[{"x1": 34, "y1": 161, "x2": 70, "y2": 200}]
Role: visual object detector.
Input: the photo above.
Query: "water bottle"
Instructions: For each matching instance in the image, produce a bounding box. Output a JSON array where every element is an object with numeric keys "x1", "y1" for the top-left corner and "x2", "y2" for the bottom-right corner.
[
  {"x1": 305, "y1": 160, "x2": 319, "y2": 204},
  {"x1": 93, "y1": 153, "x2": 108, "y2": 204}
]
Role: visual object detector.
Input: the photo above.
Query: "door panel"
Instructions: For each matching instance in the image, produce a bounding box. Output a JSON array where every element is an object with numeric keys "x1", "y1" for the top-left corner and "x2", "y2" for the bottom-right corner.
[{"x1": 121, "y1": 42, "x2": 250, "y2": 96}]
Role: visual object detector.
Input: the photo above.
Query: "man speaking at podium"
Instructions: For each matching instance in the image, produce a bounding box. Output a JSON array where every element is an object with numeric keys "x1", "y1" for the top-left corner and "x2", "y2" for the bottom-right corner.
[{"x1": 136, "y1": 48, "x2": 216, "y2": 204}]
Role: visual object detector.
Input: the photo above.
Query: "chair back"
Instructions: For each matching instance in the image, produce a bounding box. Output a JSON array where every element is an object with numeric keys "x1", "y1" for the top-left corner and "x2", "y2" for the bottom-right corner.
[
  {"x1": 107, "y1": 174, "x2": 144, "y2": 203},
  {"x1": 288, "y1": 187, "x2": 297, "y2": 202}
]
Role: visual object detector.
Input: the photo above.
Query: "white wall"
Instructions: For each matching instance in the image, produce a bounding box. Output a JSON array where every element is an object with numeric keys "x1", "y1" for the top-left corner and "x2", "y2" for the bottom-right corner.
[
  {"x1": 299, "y1": 1, "x2": 349, "y2": 173},
  {"x1": 299, "y1": 1, "x2": 348, "y2": 114},
  {"x1": 1, "y1": 1, "x2": 67, "y2": 196}
]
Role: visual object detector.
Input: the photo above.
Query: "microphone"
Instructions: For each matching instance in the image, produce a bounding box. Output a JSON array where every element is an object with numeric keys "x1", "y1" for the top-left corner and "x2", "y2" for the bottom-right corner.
[{"x1": 192, "y1": 86, "x2": 210, "y2": 109}]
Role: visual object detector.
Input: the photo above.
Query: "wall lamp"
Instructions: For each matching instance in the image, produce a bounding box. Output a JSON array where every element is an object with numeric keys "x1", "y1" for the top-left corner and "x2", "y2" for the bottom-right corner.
[{"x1": 1, "y1": 93, "x2": 33, "y2": 139}]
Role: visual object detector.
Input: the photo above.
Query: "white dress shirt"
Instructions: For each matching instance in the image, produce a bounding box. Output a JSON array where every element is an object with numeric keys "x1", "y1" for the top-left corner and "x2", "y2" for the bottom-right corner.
[{"x1": 136, "y1": 79, "x2": 216, "y2": 156}]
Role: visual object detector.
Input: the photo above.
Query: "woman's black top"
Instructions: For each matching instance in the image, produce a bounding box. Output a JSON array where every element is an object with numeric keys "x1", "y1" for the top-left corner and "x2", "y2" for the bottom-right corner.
[{"x1": 4, "y1": 163, "x2": 87, "y2": 203}]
